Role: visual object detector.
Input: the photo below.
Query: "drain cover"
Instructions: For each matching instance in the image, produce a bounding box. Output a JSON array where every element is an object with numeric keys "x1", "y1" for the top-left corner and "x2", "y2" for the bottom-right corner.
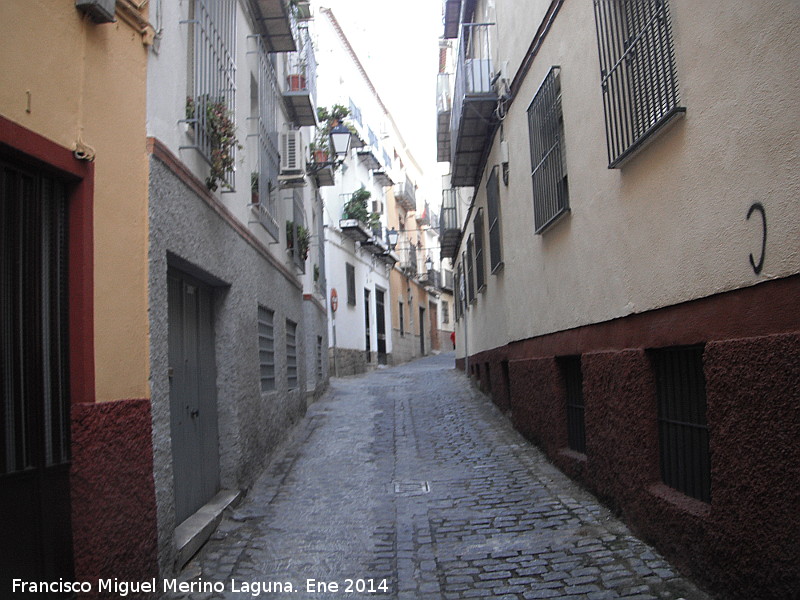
[{"x1": 392, "y1": 481, "x2": 431, "y2": 494}]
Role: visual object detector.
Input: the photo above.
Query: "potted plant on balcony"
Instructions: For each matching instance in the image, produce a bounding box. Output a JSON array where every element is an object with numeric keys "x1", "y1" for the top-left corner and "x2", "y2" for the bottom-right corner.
[
  {"x1": 250, "y1": 172, "x2": 259, "y2": 205},
  {"x1": 286, "y1": 220, "x2": 311, "y2": 261},
  {"x1": 342, "y1": 186, "x2": 381, "y2": 230},
  {"x1": 311, "y1": 104, "x2": 351, "y2": 164},
  {"x1": 185, "y1": 95, "x2": 243, "y2": 192}
]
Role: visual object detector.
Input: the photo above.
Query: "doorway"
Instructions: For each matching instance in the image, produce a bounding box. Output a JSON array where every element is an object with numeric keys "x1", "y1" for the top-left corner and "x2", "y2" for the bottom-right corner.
[
  {"x1": 168, "y1": 269, "x2": 220, "y2": 524},
  {"x1": 1, "y1": 160, "x2": 74, "y2": 590},
  {"x1": 376, "y1": 289, "x2": 387, "y2": 365}
]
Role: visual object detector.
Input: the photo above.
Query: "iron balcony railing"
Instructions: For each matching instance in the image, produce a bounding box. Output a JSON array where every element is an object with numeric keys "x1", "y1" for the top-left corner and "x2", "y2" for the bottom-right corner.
[
  {"x1": 437, "y1": 72, "x2": 453, "y2": 113},
  {"x1": 394, "y1": 178, "x2": 416, "y2": 212},
  {"x1": 450, "y1": 23, "x2": 497, "y2": 185},
  {"x1": 283, "y1": 23, "x2": 317, "y2": 124}
]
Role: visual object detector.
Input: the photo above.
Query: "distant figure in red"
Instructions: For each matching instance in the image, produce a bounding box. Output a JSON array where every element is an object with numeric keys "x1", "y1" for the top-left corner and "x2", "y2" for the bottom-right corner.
[{"x1": 450, "y1": 330, "x2": 456, "y2": 350}]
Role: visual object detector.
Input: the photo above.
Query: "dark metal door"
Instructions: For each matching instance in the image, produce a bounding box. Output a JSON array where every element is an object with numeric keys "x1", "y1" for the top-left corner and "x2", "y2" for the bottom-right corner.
[
  {"x1": 376, "y1": 290, "x2": 387, "y2": 365},
  {"x1": 364, "y1": 289, "x2": 371, "y2": 363},
  {"x1": 1, "y1": 161, "x2": 74, "y2": 593},
  {"x1": 419, "y1": 306, "x2": 426, "y2": 354},
  {"x1": 168, "y1": 270, "x2": 220, "y2": 524}
]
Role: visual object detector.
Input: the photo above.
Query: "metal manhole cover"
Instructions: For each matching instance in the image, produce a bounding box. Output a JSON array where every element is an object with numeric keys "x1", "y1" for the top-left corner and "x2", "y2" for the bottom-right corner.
[{"x1": 392, "y1": 481, "x2": 431, "y2": 494}]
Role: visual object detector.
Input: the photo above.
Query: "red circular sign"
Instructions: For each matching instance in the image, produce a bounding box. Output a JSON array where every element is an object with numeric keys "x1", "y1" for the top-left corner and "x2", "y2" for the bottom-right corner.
[{"x1": 330, "y1": 288, "x2": 338, "y2": 312}]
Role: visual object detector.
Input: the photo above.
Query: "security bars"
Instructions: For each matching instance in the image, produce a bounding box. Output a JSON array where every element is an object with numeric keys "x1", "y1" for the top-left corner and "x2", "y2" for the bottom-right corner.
[
  {"x1": 185, "y1": 0, "x2": 238, "y2": 190},
  {"x1": 653, "y1": 345, "x2": 711, "y2": 503},
  {"x1": 253, "y1": 36, "x2": 281, "y2": 239},
  {"x1": 258, "y1": 306, "x2": 276, "y2": 392},
  {"x1": 486, "y1": 166, "x2": 503, "y2": 273},
  {"x1": 593, "y1": 0, "x2": 684, "y2": 168},
  {"x1": 527, "y1": 66, "x2": 568, "y2": 234}
]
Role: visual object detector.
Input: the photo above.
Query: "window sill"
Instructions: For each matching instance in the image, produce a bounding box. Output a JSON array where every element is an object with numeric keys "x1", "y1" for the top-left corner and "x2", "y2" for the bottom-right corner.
[
  {"x1": 647, "y1": 482, "x2": 710, "y2": 519},
  {"x1": 609, "y1": 107, "x2": 686, "y2": 169},
  {"x1": 557, "y1": 447, "x2": 587, "y2": 464}
]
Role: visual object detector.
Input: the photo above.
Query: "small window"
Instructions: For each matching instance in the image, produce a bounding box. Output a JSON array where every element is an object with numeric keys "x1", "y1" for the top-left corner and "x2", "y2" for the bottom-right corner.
[
  {"x1": 399, "y1": 301, "x2": 405, "y2": 336},
  {"x1": 286, "y1": 319, "x2": 298, "y2": 390},
  {"x1": 527, "y1": 66, "x2": 569, "y2": 233},
  {"x1": 473, "y1": 209, "x2": 486, "y2": 292},
  {"x1": 652, "y1": 345, "x2": 710, "y2": 502},
  {"x1": 486, "y1": 166, "x2": 503, "y2": 273},
  {"x1": 465, "y1": 239, "x2": 475, "y2": 304},
  {"x1": 258, "y1": 306, "x2": 275, "y2": 392},
  {"x1": 346, "y1": 263, "x2": 356, "y2": 306},
  {"x1": 593, "y1": 0, "x2": 685, "y2": 167},
  {"x1": 316, "y1": 336, "x2": 323, "y2": 380},
  {"x1": 442, "y1": 301, "x2": 449, "y2": 324},
  {"x1": 560, "y1": 356, "x2": 585, "y2": 453}
]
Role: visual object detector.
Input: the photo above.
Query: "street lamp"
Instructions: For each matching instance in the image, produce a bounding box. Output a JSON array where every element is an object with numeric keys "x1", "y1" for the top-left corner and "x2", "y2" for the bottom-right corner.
[
  {"x1": 425, "y1": 255, "x2": 433, "y2": 272},
  {"x1": 329, "y1": 122, "x2": 351, "y2": 161},
  {"x1": 386, "y1": 227, "x2": 399, "y2": 250}
]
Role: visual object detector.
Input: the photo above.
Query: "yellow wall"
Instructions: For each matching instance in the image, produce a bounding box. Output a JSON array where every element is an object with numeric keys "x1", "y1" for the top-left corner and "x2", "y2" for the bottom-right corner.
[{"x1": 0, "y1": 1, "x2": 151, "y2": 402}]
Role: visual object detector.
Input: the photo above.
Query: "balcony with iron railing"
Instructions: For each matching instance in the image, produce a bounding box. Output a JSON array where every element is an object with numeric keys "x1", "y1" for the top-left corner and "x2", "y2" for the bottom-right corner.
[
  {"x1": 394, "y1": 178, "x2": 416, "y2": 212},
  {"x1": 253, "y1": 0, "x2": 298, "y2": 52},
  {"x1": 440, "y1": 188, "x2": 460, "y2": 260},
  {"x1": 283, "y1": 24, "x2": 317, "y2": 126},
  {"x1": 437, "y1": 73, "x2": 452, "y2": 163},
  {"x1": 450, "y1": 23, "x2": 498, "y2": 187}
]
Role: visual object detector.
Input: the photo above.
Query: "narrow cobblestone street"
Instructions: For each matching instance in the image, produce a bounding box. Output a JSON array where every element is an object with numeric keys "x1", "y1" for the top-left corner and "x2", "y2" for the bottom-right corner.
[{"x1": 167, "y1": 353, "x2": 710, "y2": 600}]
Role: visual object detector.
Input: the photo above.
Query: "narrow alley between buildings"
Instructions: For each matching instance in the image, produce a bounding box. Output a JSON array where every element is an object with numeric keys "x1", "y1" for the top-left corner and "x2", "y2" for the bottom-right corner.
[{"x1": 166, "y1": 353, "x2": 709, "y2": 600}]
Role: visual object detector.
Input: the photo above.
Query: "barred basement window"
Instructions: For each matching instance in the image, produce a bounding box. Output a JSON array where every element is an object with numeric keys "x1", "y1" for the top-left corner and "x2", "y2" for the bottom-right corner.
[
  {"x1": 465, "y1": 237, "x2": 475, "y2": 304},
  {"x1": 594, "y1": 0, "x2": 685, "y2": 167},
  {"x1": 257, "y1": 305, "x2": 275, "y2": 392},
  {"x1": 346, "y1": 263, "x2": 356, "y2": 306},
  {"x1": 652, "y1": 345, "x2": 711, "y2": 503},
  {"x1": 316, "y1": 336, "x2": 323, "y2": 380},
  {"x1": 560, "y1": 356, "x2": 586, "y2": 454},
  {"x1": 527, "y1": 66, "x2": 569, "y2": 233},
  {"x1": 486, "y1": 166, "x2": 503, "y2": 273},
  {"x1": 473, "y1": 209, "x2": 486, "y2": 293},
  {"x1": 399, "y1": 301, "x2": 405, "y2": 336},
  {"x1": 286, "y1": 319, "x2": 298, "y2": 390}
]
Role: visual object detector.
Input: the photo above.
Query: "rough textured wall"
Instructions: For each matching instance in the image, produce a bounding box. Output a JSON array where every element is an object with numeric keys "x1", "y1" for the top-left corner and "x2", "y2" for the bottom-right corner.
[
  {"x1": 702, "y1": 333, "x2": 800, "y2": 598},
  {"x1": 71, "y1": 399, "x2": 158, "y2": 597},
  {"x1": 148, "y1": 154, "x2": 307, "y2": 576}
]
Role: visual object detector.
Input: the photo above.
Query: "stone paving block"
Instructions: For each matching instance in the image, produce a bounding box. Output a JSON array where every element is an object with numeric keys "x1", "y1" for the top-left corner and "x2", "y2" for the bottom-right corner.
[{"x1": 164, "y1": 354, "x2": 711, "y2": 600}]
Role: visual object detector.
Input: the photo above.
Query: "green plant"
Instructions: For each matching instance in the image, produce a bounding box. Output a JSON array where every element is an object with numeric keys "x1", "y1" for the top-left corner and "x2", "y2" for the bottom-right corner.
[
  {"x1": 286, "y1": 220, "x2": 311, "y2": 261},
  {"x1": 311, "y1": 104, "x2": 351, "y2": 161},
  {"x1": 313, "y1": 263, "x2": 320, "y2": 282},
  {"x1": 251, "y1": 171, "x2": 259, "y2": 192},
  {"x1": 342, "y1": 186, "x2": 371, "y2": 222},
  {"x1": 186, "y1": 95, "x2": 243, "y2": 192}
]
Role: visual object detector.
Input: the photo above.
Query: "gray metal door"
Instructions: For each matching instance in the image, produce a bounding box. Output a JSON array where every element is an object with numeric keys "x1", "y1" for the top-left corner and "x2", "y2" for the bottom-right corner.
[{"x1": 168, "y1": 270, "x2": 220, "y2": 524}]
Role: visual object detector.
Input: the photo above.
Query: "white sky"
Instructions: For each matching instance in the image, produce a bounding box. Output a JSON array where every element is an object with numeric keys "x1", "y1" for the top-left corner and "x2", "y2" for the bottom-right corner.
[{"x1": 314, "y1": 1, "x2": 445, "y2": 207}]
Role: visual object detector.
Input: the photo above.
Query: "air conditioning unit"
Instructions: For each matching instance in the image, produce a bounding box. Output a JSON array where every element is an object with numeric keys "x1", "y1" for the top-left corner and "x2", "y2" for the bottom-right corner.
[
  {"x1": 75, "y1": 0, "x2": 116, "y2": 23},
  {"x1": 280, "y1": 131, "x2": 305, "y2": 173}
]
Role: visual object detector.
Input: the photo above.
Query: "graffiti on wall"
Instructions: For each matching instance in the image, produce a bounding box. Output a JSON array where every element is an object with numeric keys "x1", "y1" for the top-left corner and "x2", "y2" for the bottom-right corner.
[{"x1": 746, "y1": 202, "x2": 767, "y2": 275}]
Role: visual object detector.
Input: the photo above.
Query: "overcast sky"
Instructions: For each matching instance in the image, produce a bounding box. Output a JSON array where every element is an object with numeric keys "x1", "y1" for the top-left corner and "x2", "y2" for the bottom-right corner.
[{"x1": 314, "y1": 1, "x2": 444, "y2": 203}]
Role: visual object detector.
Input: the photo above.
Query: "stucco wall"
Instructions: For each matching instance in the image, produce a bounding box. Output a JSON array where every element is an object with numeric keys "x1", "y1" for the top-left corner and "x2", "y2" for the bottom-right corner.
[
  {"x1": 148, "y1": 152, "x2": 308, "y2": 575},
  {"x1": 0, "y1": 1, "x2": 151, "y2": 403},
  {"x1": 456, "y1": 0, "x2": 800, "y2": 358}
]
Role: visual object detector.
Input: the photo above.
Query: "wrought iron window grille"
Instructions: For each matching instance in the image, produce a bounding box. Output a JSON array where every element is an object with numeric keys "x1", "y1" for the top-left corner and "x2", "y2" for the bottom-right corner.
[
  {"x1": 593, "y1": 0, "x2": 685, "y2": 168},
  {"x1": 528, "y1": 66, "x2": 569, "y2": 234},
  {"x1": 652, "y1": 345, "x2": 711, "y2": 503}
]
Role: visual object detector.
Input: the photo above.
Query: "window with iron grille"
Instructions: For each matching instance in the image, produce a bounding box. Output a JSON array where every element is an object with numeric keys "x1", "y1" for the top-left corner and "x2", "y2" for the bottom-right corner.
[
  {"x1": 399, "y1": 301, "x2": 404, "y2": 336},
  {"x1": 465, "y1": 236, "x2": 476, "y2": 304},
  {"x1": 286, "y1": 319, "x2": 298, "y2": 390},
  {"x1": 454, "y1": 263, "x2": 462, "y2": 321},
  {"x1": 473, "y1": 209, "x2": 486, "y2": 293},
  {"x1": 290, "y1": 189, "x2": 306, "y2": 273},
  {"x1": 252, "y1": 37, "x2": 281, "y2": 239},
  {"x1": 527, "y1": 66, "x2": 569, "y2": 233},
  {"x1": 346, "y1": 263, "x2": 356, "y2": 306},
  {"x1": 316, "y1": 336, "x2": 323, "y2": 380},
  {"x1": 594, "y1": 0, "x2": 685, "y2": 168},
  {"x1": 442, "y1": 301, "x2": 450, "y2": 324},
  {"x1": 257, "y1": 305, "x2": 276, "y2": 392},
  {"x1": 560, "y1": 356, "x2": 586, "y2": 454},
  {"x1": 486, "y1": 166, "x2": 503, "y2": 273},
  {"x1": 652, "y1": 345, "x2": 710, "y2": 503},
  {"x1": 185, "y1": 0, "x2": 238, "y2": 190}
]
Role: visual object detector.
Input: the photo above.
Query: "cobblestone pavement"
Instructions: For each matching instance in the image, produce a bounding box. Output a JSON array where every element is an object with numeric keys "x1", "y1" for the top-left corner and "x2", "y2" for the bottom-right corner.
[{"x1": 166, "y1": 353, "x2": 710, "y2": 600}]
